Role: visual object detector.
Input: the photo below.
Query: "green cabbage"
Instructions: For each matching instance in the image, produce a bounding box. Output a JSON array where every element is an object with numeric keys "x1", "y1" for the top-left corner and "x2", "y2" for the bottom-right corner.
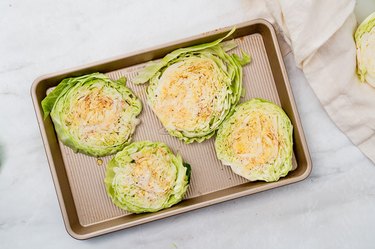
[
  {"x1": 41, "y1": 73, "x2": 142, "y2": 157},
  {"x1": 133, "y1": 28, "x2": 250, "y2": 143},
  {"x1": 104, "y1": 141, "x2": 191, "y2": 213},
  {"x1": 215, "y1": 98, "x2": 293, "y2": 182},
  {"x1": 355, "y1": 11, "x2": 375, "y2": 86}
]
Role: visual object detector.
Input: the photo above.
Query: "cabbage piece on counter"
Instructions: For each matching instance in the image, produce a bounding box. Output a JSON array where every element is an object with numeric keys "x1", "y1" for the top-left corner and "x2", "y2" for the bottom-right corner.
[
  {"x1": 41, "y1": 73, "x2": 142, "y2": 157},
  {"x1": 355, "y1": 11, "x2": 375, "y2": 87},
  {"x1": 215, "y1": 98, "x2": 293, "y2": 182},
  {"x1": 133, "y1": 28, "x2": 251, "y2": 143},
  {"x1": 104, "y1": 141, "x2": 191, "y2": 213}
]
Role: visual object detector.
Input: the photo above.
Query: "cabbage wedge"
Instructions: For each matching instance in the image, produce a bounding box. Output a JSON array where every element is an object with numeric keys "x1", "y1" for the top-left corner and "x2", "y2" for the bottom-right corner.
[{"x1": 355, "y1": 11, "x2": 375, "y2": 87}]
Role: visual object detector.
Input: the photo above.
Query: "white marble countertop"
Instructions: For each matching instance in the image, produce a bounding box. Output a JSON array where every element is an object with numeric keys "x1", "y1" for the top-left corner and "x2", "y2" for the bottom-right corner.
[{"x1": 1, "y1": 1, "x2": 375, "y2": 248}]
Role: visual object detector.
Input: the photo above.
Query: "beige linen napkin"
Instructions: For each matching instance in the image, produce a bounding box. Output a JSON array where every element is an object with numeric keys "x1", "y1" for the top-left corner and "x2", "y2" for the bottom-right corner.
[{"x1": 258, "y1": 0, "x2": 375, "y2": 163}]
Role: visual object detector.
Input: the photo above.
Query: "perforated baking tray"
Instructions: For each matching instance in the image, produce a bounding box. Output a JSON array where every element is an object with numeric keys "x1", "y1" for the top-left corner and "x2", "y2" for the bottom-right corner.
[{"x1": 31, "y1": 19, "x2": 312, "y2": 239}]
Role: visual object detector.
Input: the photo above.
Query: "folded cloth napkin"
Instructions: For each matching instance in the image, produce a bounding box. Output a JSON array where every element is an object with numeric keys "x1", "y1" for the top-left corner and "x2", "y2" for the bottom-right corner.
[{"x1": 250, "y1": 0, "x2": 375, "y2": 163}]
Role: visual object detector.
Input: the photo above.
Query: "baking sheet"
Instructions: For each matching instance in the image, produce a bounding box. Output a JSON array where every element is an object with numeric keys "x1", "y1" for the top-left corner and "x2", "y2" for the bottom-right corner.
[{"x1": 31, "y1": 19, "x2": 311, "y2": 239}]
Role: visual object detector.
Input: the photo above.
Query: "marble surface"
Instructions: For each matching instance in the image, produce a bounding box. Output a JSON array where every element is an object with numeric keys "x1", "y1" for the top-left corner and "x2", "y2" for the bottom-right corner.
[{"x1": 1, "y1": 0, "x2": 375, "y2": 248}]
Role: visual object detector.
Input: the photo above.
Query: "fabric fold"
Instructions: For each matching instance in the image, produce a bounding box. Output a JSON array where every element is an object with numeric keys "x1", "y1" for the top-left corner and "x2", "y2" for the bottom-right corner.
[{"x1": 257, "y1": 0, "x2": 375, "y2": 164}]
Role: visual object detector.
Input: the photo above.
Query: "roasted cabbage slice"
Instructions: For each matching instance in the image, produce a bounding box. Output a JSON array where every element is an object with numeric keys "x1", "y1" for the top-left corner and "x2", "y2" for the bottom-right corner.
[
  {"x1": 41, "y1": 73, "x2": 142, "y2": 157},
  {"x1": 104, "y1": 141, "x2": 191, "y2": 213},
  {"x1": 133, "y1": 28, "x2": 250, "y2": 143},
  {"x1": 215, "y1": 98, "x2": 293, "y2": 182}
]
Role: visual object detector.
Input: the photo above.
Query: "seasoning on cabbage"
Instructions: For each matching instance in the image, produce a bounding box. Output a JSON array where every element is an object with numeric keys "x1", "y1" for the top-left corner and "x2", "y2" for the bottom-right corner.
[
  {"x1": 133, "y1": 28, "x2": 251, "y2": 143},
  {"x1": 215, "y1": 98, "x2": 293, "y2": 182},
  {"x1": 355, "y1": 11, "x2": 375, "y2": 87},
  {"x1": 41, "y1": 73, "x2": 142, "y2": 157},
  {"x1": 104, "y1": 141, "x2": 191, "y2": 213}
]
